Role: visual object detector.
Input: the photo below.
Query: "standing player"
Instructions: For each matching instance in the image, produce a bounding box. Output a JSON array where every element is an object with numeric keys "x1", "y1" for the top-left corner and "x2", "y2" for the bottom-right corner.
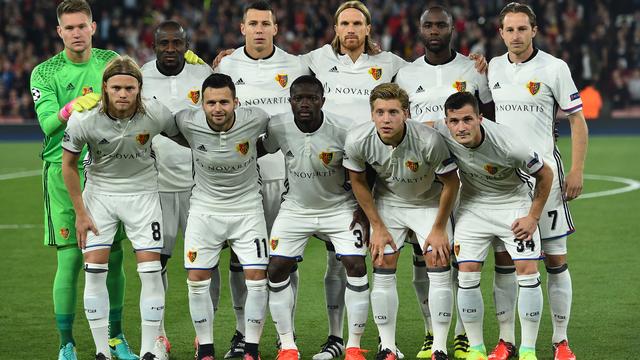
[
  {"x1": 344, "y1": 83, "x2": 459, "y2": 360},
  {"x1": 437, "y1": 91, "x2": 553, "y2": 360},
  {"x1": 172, "y1": 73, "x2": 270, "y2": 360},
  {"x1": 394, "y1": 6, "x2": 492, "y2": 358},
  {"x1": 141, "y1": 20, "x2": 214, "y2": 350},
  {"x1": 61, "y1": 56, "x2": 179, "y2": 360},
  {"x1": 215, "y1": 1, "x2": 310, "y2": 356},
  {"x1": 261, "y1": 76, "x2": 370, "y2": 360},
  {"x1": 29, "y1": 1, "x2": 135, "y2": 359},
  {"x1": 488, "y1": 3, "x2": 588, "y2": 359}
]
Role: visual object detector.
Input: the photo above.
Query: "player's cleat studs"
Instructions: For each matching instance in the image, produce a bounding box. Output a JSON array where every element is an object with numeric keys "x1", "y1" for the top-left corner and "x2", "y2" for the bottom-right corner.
[
  {"x1": 488, "y1": 340, "x2": 517, "y2": 360},
  {"x1": 109, "y1": 334, "x2": 140, "y2": 360},
  {"x1": 375, "y1": 348, "x2": 398, "y2": 360},
  {"x1": 58, "y1": 342, "x2": 77, "y2": 360},
  {"x1": 417, "y1": 331, "x2": 434, "y2": 358},
  {"x1": 453, "y1": 333, "x2": 471, "y2": 359},
  {"x1": 225, "y1": 330, "x2": 246, "y2": 359},
  {"x1": 312, "y1": 335, "x2": 345, "y2": 360},
  {"x1": 432, "y1": 350, "x2": 450, "y2": 360},
  {"x1": 276, "y1": 348, "x2": 300, "y2": 360},
  {"x1": 552, "y1": 340, "x2": 576, "y2": 360},
  {"x1": 345, "y1": 347, "x2": 369, "y2": 360}
]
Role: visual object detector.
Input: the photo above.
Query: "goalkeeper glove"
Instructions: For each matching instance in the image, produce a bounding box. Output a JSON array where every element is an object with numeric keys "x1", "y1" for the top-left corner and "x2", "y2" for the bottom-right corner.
[
  {"x1": 184, "y1": 49, "x2": 205, "y2": 64},
  {"x1": 59, "y1": 92, "x2": 101, "y2": 122}
]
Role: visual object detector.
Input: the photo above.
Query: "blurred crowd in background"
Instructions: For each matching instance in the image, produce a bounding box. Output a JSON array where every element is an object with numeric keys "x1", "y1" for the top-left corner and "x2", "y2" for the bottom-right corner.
[{"x1": 1, "y1": 0, "x2": 639, "y2": 122}]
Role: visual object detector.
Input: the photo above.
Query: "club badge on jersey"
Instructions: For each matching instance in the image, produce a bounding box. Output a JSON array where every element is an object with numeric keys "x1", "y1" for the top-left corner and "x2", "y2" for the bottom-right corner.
[
  {"x1": 236, "y1": 141, "x2": 250, "y2": 156},
  {"x1": 453, "y1": 81, "x2": 467, "y2": 92},
  {"x1": 368, "y1": 67, "x2": 382, "y2": 80},
  {"x1": 275, "y1": 74, "x2": 288, "y2": 88},
  {"x1": 187, "y1": 89, "x2": 201, "y2": 105},
  {"x1": 527, "y1": 81, "x2": 541, "y2": 95},
  {"x1": 319, "y1": 151, "x2": 334, "y2": 166},
  {"x1": 82, "y1": 86, "x2": 94, "y2": 96},
  {"x1": 136, "y1": 133, "x2": 150, "y2": 146},
  {"x1": 405, "y1": 160, "x2": 419, "y2": 172}
]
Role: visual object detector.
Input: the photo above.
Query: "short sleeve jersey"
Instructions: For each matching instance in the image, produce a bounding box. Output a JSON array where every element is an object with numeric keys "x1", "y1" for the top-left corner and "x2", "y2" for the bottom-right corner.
[
  {"x1": 434, "y1": 119, "x2": 544, "y2": 209},
  {"x1": 488, "y1": 49, "x2": 582, "y2": 162},
  {"x1": 343, "y1": 120, "x2": 457, "y2": 208},
  {"x1": 62, "y1": 98, "x2": 178, "y2": 195},
  {"x1": 175, "y1": 107, "x2": 269, "y2": 215},
  {"x1": 141, "y1": 61, "x2": 214, "y2": 192},
  {"x1": 262, "y1": 111, "x2": 356, "y2": 215},
  {"x1": 395, "y1": 52, "x2": 492, "y2": 122},
  {"x1": 302, "y1": 45, "x2": 408, "y2": 125},
  {"x1": 31, "y1": 49, "x2": 118, "y2": 164}
]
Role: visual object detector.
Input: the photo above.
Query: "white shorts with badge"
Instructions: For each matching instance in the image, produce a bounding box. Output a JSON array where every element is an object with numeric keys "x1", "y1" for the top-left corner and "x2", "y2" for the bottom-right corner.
[
  {"x1": 83, "y1": 192, "x2": 163, "y2": 253},
  {"x1": 184, "y1": 212, "x2": 269, "y2": 270},
  {"x1": 159, "y1": 190, "x2": 191, "y2": 256},
  {"x1": 377, "y1": 204, "x2": 453, "y2": 255},
  {"x1": 270, "y1": 210, "x2": 367, "y2": 260},
  {"x1": 454, "y1": 207, "x2": 541, "y2": 263}
]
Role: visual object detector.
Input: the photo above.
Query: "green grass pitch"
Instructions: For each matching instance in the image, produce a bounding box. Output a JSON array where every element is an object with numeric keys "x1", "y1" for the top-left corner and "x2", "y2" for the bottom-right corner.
[{"x1": 0, "y1": 136, "x2": 638, "y2": 359}]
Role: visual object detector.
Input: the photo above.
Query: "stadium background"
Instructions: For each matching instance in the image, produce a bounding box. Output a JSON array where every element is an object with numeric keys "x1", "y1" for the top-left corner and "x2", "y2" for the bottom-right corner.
[{"x1": 0, "y1": 1, "x2": 639, "y2": 359}]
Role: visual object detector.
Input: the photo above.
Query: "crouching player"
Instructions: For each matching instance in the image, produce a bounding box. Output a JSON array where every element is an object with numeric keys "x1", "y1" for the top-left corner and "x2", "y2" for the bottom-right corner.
[
  {"x1": 61, "y1": 56, "x2": 179, "y2": 360},
  {"x1": 436, "y1": 92, "x2": 553, "y2": 360},
  {"x1": 343, "y1": 83, "x2": 459, "y2": 360}
]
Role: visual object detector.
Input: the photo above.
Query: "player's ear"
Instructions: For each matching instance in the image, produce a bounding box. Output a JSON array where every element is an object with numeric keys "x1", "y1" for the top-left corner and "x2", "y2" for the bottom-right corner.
[
  {"x1": 56, "y1": 25, "x2": 63, "y2": 39},
  {"x1": 91, "y1": 21, "x2": 97, "y2": 36},
  {"x1": 234, "y1": 98, "x2": 239, "y2": 109},
  {"x1": 273, "y1": 23, "x2": 278, "y2": 36},
  {"x1": 240, "y1": 22, "x2": 246, "y2": 36},
  {"x1": 532, "y1": 25, "x2": 537, "y2": 38},
  {"x1": 365, "y1": 24, "x2": 371, "y2": 36}
]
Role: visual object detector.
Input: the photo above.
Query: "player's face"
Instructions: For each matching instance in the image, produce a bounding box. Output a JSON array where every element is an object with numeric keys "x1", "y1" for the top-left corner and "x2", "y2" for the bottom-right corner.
[
  {"x1": 290, "y1": 84, "x2": 325, "y2": 123},
  {"x1": 420, "y1": 10, "x2": 453, "y2": 53},
  {"x1": 335, "y1": 8, "x2": 371, "y2": 52},
  {"x1": 57, "y1": 12, "x2": 96, "y2": 54},
  {"x1": 154, "y1": 30, "x2": 187, "y2": 69},
  {"x1": 104, "y1": 75, "x2": 140, "y2": 114},
  {"x1": 499, "y1": 12, "x2": 537, "y2": 56},
  {"x1": 202, "y1": 87, "x2": 238, "y2": 131},
  {"x1": 241, "y1": 9, "x2": 277, "y2": 53},
  {"x1": 445, "y1": 104, "x2": 483, "y2": 147},
  {"x1": 371, "y1": 99, "x2": 409, "y2": 145}
]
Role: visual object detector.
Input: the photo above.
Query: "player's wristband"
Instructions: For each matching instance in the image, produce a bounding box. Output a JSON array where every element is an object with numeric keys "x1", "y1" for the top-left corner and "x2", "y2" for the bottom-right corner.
[{"x1": 59, "y1": 101, "x2": 75, "y2": 122}]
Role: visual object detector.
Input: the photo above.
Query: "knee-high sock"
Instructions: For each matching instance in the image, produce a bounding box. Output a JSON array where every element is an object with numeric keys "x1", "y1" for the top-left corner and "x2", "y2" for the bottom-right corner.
[
  {"x1": 493, "y1": 265, "x2": 517, "y2": 344},
  {"x1": 518, "y1": 273, "x2": 543, "y2": 351},
  {"x1": 84, "y1": 263, "x2": 110, "y2": 356},
  {"x1": 289, "y1": 264, "x2": 299, "y2": 333},
  {"x1": 269, "y1": 277, "x2": 296, "y2": 349},
  {"x1": 412, "y1": 255, "x2": 432, "y2": 333},
  {"x1": 158, "y1": 256, "x2": 169, "y2": 338},
  {"x1": 371, "y1": 269, "x2": 398, "y2": 352},
  {"x1": 54, "y1": 246, "x2": 82, "y2": 346},
  {"x1": 325, "y1": 250, "x2": 347, "y2": 339},
  {"x1": 188, "y1": 279, "x2": 214, "y2": 346},
  {"x1": 345, "y1": 275, "x2": 369, "y2": 348},
  {"x1": 107, "y1": 241, "x2": 126, "y2": 338},
  {"x1": 428, "y1": 268, "x2": 453, "y2": 354},
  {"x1": 210, "y1": 265, "x2": 221, "y2": 314},
  {"x1": 452, "y1": 265, "x2": 465, "y2": 335},
  {"x1": 547, "y1": 264, "x2": 572, "y2": 343},
  {"x1": 244, "y1": 279, "x2": 268, "y2": 345},
  {"x1": 457, "y1": 272, "x2": 483, "y2": 349},
  {"x1": 138, "y1": 261, "x2": 165, "y2": 356},
  {"x1": 229, "y1": 263, "x2": 247, "y2": 334}
]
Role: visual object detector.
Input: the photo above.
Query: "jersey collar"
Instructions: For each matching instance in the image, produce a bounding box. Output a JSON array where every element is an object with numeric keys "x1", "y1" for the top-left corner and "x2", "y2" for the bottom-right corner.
[
  {"x1": 243, "y1": 45, "x2": 276, "y2": 61},
  {"x1": 507, "y1": 47, "x2": 538, "y2": 64},
  {"x1": 423, "y1": 50, "x2": 457, "y2": 66}
]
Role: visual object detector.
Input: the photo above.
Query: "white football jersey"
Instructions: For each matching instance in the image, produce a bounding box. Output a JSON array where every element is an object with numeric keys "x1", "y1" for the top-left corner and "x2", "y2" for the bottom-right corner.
[
  {"x1": 62, "y1": 98, "x2": 178, "y2": 195},
  {"x1": 302, "y1": 44, "x2": 408, "y2": 125},
  {"x1": 434, "y1": 119, "x2": 544, "y2": 209},
  {"x1": 216, "y1": 46, "x2": 310, "y2": 181},
  {"x1": 395, "y1": 52, "x2": 492, "y2": 122},
  {"x1": 343, "y1": 120, "x2": 457, "y2": 208},
  {"x1": 263, "y1": 111, "x2": 356, "y2": 215},
  {"x1": 488, "y1": 49, "x2": 582, "y2": 162},
  {"x1": 141, "y1": 61, "x2": 213, "y2": 192},
  {"x1": 175, "y1": 106, "x2": 269, "y2": 215}
]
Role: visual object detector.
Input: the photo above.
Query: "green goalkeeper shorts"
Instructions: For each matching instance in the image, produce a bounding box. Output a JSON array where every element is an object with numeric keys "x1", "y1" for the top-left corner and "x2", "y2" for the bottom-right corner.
[{"x1": 43, "y1": 162, "x2": 126, "y2": 247}]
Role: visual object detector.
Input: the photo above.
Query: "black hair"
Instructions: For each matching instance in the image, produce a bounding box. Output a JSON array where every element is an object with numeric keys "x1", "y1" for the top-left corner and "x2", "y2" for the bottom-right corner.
[
  {"x1": 444, "y1": 91, "x2": 479, "y2": 116},
  {"x1": 202, "y1": 73, "x2": 236, "y2": 98},
  {"x1": 290, "y1": 75, "x2": 324, "y2": 97}
]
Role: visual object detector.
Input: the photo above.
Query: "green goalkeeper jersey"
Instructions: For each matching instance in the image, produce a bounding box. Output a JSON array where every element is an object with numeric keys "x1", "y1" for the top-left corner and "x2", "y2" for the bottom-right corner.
[{"x1": 30, "y1": 48, "x2": 118, "y2": 164}]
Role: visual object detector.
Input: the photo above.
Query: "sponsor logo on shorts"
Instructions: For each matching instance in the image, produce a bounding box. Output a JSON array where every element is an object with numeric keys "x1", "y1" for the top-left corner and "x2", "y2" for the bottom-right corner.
[
  {"x1": 60, "y1": 228, "x2": 70, "y2": 239},
  {"x1": 270, "y1": 237, "x2": 279, "y2": 250},
  {"x1": 527, "y1": 81, "x2": 541, "y2": 96},
  {"x1": 236, "y1": 141, "x2": 249, "y2": 156},
  {"x1": 483, "y1": 164, "x2": 498, "y2": 175},
  {"x1": 452, "y1": 80, "x2": 467, "y2": 92},
  {"x1": 136, "y1": 133, "x2": 150, "y2": 146},
  {"x1": 187, "y1": 249, "x2": 197, "y2": 263},
  {"x1": 405, "y1": 160, "x2": 419, "y2": 172},
  {"x1": 275, "y1": 73, "x2": 288, "y2": 88},
  {"x1": 319, "y1": 151, "x2": 333, "y2": 166},
  {"x1": 187, "y1": 89, "x2": 200, "y2": 104},
  {"x1": 454, "y1": 242, "x2": 460, "y2": 256},
  {"x1": 82, "y1": 86, "x2": 94, "y2": 96},
  {"x1": 368, "y1": 67, "x2": 382, "y2": 80}
]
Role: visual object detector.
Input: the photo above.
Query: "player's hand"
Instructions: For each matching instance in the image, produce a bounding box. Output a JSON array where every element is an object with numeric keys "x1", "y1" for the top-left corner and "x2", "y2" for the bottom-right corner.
[
  {"x1": 563, "y1": 170, "x2": 583, "y2": 201},
  {"x1": 184, "y1": 49, "x2": 205, "y2": 65},
  {"x1": 369, "y1": 224, "x2": 395, "y2": 267},
  {"x1": 350, "y1": 207, "x2": 370, "y2": 245},
  {"x1": 75, "y1": 211, "x2": 98, "y2": 250},
  {"x1": 212, "y1": 48, "x2": 234, "y2": 68},
  {"x1": 424, "y1": 226, "x2": 450, "y2": 267},
  {"x1": 469, "y1": 53, "x2": 488, "y2": 74},
  {"x1": 511, "y1": 215, "x2": 538, "y2": 240}
]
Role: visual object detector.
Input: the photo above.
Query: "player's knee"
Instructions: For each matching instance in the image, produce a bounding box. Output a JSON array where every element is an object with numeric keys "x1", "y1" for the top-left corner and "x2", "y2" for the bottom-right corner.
[
  {"x1": 245, "y1": 278, "x2": 268, "y2": 291},
  {"x1": 83, "y1": 263, "x2": 109, "y2": 321},
  {"x1": 494, "y1": 251, "x2": 514, "y2": 266},
  {"x1": 187, "y1": 278, "x2": 211, "y2": 295},
  {"x1": 341, "y1": 256, "x2": 367, "y2": 277},
  {"x1": 457, "y1": 271, "x2": 481, "y2": 289},
  {"x1": 268, "y1": 258, "x2": 294, "y2": 282},
  {"x1": 545, "y1": 263, "x2": 569, "y2": 274},
  {"x1": 517, "y1": 273, "x2": 541, "y2": 288},
  {"x1": 427, "y1": 265, "x2": 452, "y2": 286},
  {"x1": 543, "y1": 253, "x2": 566, "y2": 268}
]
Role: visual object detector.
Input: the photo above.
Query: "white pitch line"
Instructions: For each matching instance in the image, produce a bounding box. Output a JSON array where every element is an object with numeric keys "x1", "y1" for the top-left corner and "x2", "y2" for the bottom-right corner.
[
  {"x1": 0, "y1": 224, "x2": 42, "y2": 230},
  {"x1": 579, "y1": 174, "x2": 640, "y2": 199},
  {"x1": 0, "y1": 169, "x2": 40, "y2": 181}
]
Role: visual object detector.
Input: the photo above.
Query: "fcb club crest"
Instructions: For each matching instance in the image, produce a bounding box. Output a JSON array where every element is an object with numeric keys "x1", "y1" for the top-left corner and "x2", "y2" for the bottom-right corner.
[
  {"x1": 275, "y1": 74, "x2": 288, "y2": 88},
  {"x1": 405, "y1": 160, "x2": 419, "y2": 172},
  {"x1": 60, "y1": 228, "x2": 70, "y2": 239},
  {"x1": 236, "y1": 141, "x2": 250, "y2": 155},
  {"x1": 452, "y1": 81, "x2": 467, "y2": 92},
  {"x1": 187, "y1": 249, "x2": 197, "y2": 263},
  {"x1": 136, "y1": 133, "x2": 150, "y2": 146},
  {"x1": 484, "y1": 164, "x2": 498, "y2": 175},
  {"x1": 319, "y1": 151, "x2": 334, "y2": 166},
  {"x1": 82, "y1": 86, "x2": 94, "y2": 96},
  {"x1": 270, "y1": 237, "x2": 279, "y2": 250},
  {"x1": 454, "y1": 243, "x2": 460, "y2": 256},
  {"x1": 187, "y1": 89, "x2": 200, "y2": 104},
  {"x1": 527, "y1": 81, "x2": 541, "y2": 95},
  {"x1": 368, "y1": 67, "x2": 382, "y2": 80}
]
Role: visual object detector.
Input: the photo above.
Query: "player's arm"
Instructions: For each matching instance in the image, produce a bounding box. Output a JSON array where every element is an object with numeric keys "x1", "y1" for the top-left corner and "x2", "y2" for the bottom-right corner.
[
  {"x1": 565, "y1": 110, "x2": 588, "y2": 200},
  {"x1": 30, "y1": 69, "x2": 65, "y2": 136},
  {"x1": 512, "y1": 163, "x2": 553, "y2": 240},
  {"x1": 61, "y1": 148, "x2": 98, "y2": 249},
  {"x1": 425, "y1": 170, "x2": 459, "y2": 266}
]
